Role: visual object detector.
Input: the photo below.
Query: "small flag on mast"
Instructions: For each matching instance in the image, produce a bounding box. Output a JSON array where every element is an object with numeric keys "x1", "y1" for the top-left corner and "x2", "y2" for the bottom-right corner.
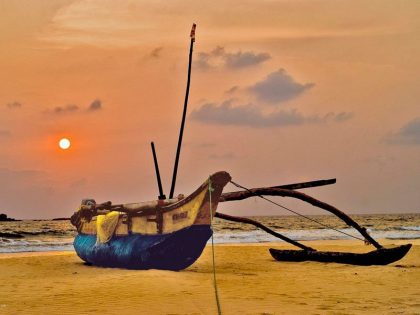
[{"x1": 190, "y1": 23, "x2": 196, "y2": 42}]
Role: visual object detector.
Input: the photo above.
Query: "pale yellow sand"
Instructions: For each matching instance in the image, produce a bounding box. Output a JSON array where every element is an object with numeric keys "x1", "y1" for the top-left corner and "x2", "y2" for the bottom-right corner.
[{"x1": 0, "y1": 239, "x2": 419, "y2": 315}]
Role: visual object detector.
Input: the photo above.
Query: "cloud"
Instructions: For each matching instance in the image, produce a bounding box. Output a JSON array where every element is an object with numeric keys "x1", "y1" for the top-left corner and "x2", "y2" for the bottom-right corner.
[
  {"x1": 332, "y1": 111, "x2": 354, "y2": 122},
  {"x1": 88, "y1": 99, "x2": 102, "y2": 111},
  {"x1": 225, "y1": 86, "x2": 239, "y2": 94},
  {"x1": 225, "y1": 51, "x2": 271, "y2": 69},
  {"x1": 209, "y1": 152, "x2": 236, "y2": 160},
  {"x1": 249, "y1": 69, "x2": 314, "y2": 104},
  {"x1": 195, "y1": 52, "x2": 212, "y2": 70},
  {"x1": 386, "y1": 117, "x2": 420, "y2": 145},
  {"x1": 6, "y1": 101, "x2": 22, "y2": 109},
  {"x1": 53, "y1": 104, "x2": 79, "y2": 114},
  {"x1": 191, "y1": 100, "x2": 352, "y2": 128},
  {"x1": 191, "y1": 100, "x2": 304, "y2": 128},
  {"x1": 323, "y1": 111, "x2": 354, "y2": 122},
  {"x1": 43, "y1": 99, "x2": 102, "y2": 114},
  {"x1": 0, "y1": 130, "x2": 11, "y2": 138},
  {"x1": 150, "y1": 47, "x2": 163, "y2": 58},
  {"x1": 195, "y1": 46, "x2": 270, "y2": 70}
]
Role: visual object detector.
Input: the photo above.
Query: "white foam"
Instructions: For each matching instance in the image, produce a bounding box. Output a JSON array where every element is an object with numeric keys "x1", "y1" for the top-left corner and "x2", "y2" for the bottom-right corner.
[
  {"x1": 399, "y1": 226, "x2": 420, "y2": 231},
  {"x1": 0, "y1": 238, "x2": 74, "y2": 253},
  {"x1": 1, "y1": 227, "x2": 419, "y2": 252}
]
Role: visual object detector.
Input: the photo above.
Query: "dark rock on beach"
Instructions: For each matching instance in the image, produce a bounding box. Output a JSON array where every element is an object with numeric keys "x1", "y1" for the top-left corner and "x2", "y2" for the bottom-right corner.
[{"x1": 0, "y1": 213, "x2": 19, "y2": 221}]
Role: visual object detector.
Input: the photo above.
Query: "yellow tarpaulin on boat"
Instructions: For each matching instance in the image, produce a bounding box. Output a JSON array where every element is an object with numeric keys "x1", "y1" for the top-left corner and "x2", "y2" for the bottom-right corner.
[{"x1": 96, "y1": 211, "x2": 120, "y2": 244}]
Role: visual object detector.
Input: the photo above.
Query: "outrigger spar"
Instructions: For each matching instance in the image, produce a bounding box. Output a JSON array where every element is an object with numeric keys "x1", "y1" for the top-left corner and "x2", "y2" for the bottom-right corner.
[{"x1": 216, "y1": 182, "x2": 412, "y2": 265}]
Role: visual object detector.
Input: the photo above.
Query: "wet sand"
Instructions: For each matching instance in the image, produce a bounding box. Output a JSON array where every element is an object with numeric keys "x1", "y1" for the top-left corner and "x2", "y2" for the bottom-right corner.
[{"x1": 0, "y1": 239, "x2": 419, "y2": 314}]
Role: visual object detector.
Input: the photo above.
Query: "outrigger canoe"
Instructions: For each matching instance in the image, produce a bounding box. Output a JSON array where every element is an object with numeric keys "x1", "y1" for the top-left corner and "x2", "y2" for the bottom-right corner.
[
  {"x1": 269, "y1": 244, "x2": 412, "y2": 266},
  {"x1": 69, "y1": 24, "x2": 412, "y2": 270},
  {"x1": 70, "y1": 171, "x2": 230, "y2": 270}
]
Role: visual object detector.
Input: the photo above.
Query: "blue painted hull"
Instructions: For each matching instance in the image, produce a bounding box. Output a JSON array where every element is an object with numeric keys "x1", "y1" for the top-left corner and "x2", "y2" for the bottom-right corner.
[{"x1": 73, "y1": 225, "x2": 212, "y2": 270}]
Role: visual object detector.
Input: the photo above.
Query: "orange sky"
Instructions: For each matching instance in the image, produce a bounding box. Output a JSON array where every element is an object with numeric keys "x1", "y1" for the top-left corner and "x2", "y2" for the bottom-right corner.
[{"x1": 1, "y1": 0, "x2": 419, "y2": 219}]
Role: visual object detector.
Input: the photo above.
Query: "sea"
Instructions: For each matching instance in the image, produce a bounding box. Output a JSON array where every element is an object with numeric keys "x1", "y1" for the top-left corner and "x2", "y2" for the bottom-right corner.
[{"x1": 0, "y1": 213, "x2": 419, "y2": 253}]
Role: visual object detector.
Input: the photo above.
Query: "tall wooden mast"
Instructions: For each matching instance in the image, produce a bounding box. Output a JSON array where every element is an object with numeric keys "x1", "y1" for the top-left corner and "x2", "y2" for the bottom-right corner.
[{"x1": 169, "y1": 23, "x2": 196, "y2": 199}]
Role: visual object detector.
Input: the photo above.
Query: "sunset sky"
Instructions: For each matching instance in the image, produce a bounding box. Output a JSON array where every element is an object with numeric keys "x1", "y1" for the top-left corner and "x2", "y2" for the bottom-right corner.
[{"x1": 1, "y1": 0, "x2": 419, "y2": 219}]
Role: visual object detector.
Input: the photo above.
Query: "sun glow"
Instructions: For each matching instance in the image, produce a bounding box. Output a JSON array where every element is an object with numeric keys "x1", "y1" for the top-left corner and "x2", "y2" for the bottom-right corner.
[{"x1": 59, "y1": 138, "x2": 71, "y2": 150}]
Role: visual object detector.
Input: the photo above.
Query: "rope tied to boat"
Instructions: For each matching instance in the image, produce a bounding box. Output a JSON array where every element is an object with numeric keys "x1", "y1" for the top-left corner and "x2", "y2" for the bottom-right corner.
[
  {"x1": 209, "y1": 177, "x2": 222, "y2": 315},
  {"x1": 229, "y1": 180, "x2": 368, "y2": 243}
]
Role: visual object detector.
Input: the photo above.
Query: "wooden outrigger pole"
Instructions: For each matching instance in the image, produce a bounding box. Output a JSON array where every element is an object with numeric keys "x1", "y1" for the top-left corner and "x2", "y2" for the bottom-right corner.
[
  {"x1": 219, "y1": 184, "x2": 382, "y2": 249},
  {"x1": 216, "y1": 183, "x2": 412, "y2": 265}
]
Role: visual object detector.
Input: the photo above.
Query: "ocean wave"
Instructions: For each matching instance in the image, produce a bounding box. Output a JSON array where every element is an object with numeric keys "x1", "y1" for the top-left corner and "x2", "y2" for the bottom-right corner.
[
  {"x1": 0, "y1": 238, "x2": 74, "y2": 253},
  {"x1": 220, "y1": 227, "x2": 243, "y2": 231},
  {"x1": 211, "y1": 228, "x2": 420, "y2": 244},
  {"x1": 16, "y1": 230, "x2": 71, "y2": 236},
  {"x1": 385, "y1": 236, "x2": 420, "y2": 240},
  {"x1": 0, "y1": 214, "x2": 419, "y2": 252},
  {"x1": 0, "y1": 230, "x2": 74, "y2": 238},
  {"x1": 0, "y1": 232, "x2": 24, "y2": 239},
  {"x1": 396, "y1": 226, "x2": 420, "y2": 231}
]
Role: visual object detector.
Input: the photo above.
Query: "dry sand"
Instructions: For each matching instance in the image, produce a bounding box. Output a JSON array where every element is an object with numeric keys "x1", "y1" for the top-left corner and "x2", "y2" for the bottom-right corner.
[{"x1": 0, "y1": 239, "x2": 419, "y2": 315}]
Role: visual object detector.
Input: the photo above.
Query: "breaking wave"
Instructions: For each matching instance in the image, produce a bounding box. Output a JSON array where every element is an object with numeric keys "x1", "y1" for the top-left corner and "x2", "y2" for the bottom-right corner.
[{"x1": 0, "y1": 214, "x2": 419, "y2": 252}]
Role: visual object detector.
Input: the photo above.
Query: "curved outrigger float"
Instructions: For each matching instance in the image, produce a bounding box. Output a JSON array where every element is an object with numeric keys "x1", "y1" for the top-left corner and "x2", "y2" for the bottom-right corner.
[
  {"x1": 70, "y1": 24, "x2": 411, "y2": 270},
  {"x1": 217, "y1": 183, "x2": 412, "y2": 266}
]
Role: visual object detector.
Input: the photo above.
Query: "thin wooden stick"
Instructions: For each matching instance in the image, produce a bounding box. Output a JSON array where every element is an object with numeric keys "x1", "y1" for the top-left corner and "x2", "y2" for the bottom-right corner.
[
  {"x1": 273, "y1": 178, "x2": 336, "y2": 190},
  {"x1": 151, "y1": 142, "x2": 166, "y2": 200}
]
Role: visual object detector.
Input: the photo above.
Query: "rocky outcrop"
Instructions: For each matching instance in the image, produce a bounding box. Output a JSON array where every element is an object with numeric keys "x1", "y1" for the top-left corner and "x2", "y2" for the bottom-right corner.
[{"x1": 0, "y1": 213, "x2": 18, "y2": 221}]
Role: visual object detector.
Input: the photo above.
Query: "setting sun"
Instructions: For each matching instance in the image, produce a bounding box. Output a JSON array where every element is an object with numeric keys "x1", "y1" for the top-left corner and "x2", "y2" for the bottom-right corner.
[{"x1": 59, "y1": 138, "x2": 71, "y2": 150}]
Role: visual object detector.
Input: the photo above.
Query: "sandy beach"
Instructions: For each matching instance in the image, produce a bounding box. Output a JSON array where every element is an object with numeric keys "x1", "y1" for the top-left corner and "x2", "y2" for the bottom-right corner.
[{"x1": 0, "y1": 239, "x2": 418, "y2": 315}]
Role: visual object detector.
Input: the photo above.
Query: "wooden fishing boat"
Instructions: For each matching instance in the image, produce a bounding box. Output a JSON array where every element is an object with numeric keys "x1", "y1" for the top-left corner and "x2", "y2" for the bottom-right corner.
[
  {"x1": 70, "y1": 171, "x2": 230, "y2": 270},
  {"x1": 269, "y1": 244, "x2": 412, "y2": 266},
  {"x1": 69, "y1": 24, "x2": 412, "y2": 270},
  {"x1": 69, "y1": 24, "x2": 206, "y2": 270}
]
